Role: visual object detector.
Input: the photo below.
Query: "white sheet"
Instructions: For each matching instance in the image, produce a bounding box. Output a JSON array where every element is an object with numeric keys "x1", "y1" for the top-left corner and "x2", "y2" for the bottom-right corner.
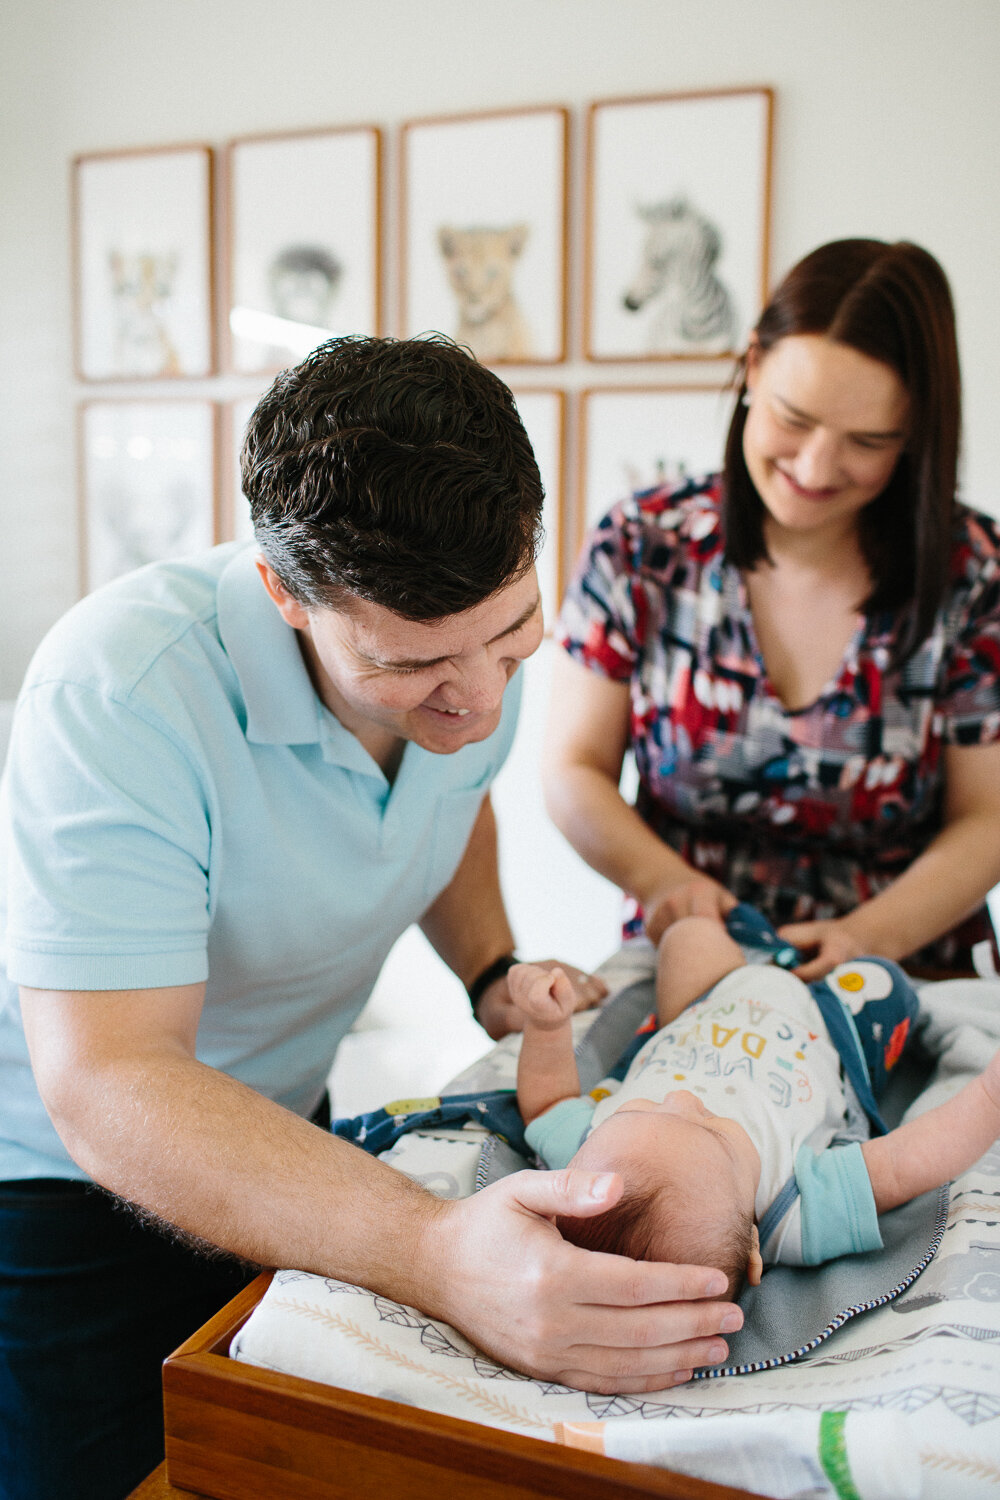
[{"x1": 231, "y1": 974, "x2": 1000, "y2": 1498}]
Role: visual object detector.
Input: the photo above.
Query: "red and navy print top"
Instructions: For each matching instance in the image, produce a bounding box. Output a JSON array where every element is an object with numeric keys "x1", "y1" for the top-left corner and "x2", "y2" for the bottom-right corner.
[{"x1": 557, "y1": 475, "x2": 1000, "y2": 968}]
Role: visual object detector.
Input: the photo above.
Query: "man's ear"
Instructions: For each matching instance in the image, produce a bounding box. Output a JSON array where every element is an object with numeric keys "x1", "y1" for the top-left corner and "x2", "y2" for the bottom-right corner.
[
  {"x1": 746, "y1": 1222, "x2": 763, "y2": 1287},
  {"x1": 255, "y1": 556, "x2": 310, "y2": 631}
]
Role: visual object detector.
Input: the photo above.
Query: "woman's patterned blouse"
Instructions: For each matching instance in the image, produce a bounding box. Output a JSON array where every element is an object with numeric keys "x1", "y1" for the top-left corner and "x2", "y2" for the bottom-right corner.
[{"x1": 557, "y1": 475, "x2": 1000, "y2": 967}]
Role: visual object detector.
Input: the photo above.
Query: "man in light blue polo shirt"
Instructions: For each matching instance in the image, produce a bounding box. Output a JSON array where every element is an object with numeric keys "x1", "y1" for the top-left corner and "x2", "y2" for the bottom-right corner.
[{"x1": 0, "y1": 337, "x2": 741, "y2": 1500}]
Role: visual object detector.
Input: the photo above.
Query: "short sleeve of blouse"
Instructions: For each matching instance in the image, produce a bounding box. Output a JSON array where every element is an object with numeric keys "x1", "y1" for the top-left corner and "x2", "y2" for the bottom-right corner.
[
  {"x1": 555, "y1": 478, "x2": 724, "y2": 682},
  {"x1": 936, "y1": 508, "x2": 1000, "y2": 746},
  {"x1": 555, "y1": 502, "x2": 640, "y2": 682}
]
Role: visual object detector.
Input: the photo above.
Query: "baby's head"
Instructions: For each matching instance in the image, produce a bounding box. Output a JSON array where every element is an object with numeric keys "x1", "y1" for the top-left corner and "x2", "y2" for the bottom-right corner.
[{"x1": 556, "y1": 1093, "x2": 763, "y2": 1300}]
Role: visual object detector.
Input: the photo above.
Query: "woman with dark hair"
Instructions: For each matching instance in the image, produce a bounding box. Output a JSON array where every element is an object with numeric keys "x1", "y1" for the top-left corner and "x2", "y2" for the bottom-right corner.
[{"x1": 546, "y1": 239, "x2": 1000, "y2": 978}]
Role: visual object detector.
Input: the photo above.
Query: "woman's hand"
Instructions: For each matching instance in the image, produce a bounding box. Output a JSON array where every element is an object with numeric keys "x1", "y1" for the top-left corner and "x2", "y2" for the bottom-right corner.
[
  {"x1": 777, "y1": 917, "x2": 868, "y2": 981},
  {"x1": 644, "y1": 876, "x2": 738, "y2": 946},
  {"x1": 475, "y1": 960, "x2": 608, "y2": 1041}
]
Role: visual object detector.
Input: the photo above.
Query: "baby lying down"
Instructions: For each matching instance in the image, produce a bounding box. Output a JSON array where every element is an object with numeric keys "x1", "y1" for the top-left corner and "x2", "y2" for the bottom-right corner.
[{"x1": 513, "y1": 914, "x2": 1000, "y2": 1299}]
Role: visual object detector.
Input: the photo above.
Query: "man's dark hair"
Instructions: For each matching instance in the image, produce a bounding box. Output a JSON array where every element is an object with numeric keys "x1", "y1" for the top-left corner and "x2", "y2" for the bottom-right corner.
[
  {"x1": 723, "y1": 238, "x2": 961, "y2": 666},
  {"x1": 240, "y1": 335, "x2": 544, "y2": 620}
]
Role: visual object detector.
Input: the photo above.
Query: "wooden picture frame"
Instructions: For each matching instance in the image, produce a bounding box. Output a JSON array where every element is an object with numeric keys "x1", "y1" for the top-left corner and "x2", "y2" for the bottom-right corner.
[
  {"x1": 510, "y1": 388, "x2": 566, "y2": 629},
  {"x1": 584, "y1": 89, "x2": 773, "y2": 363},
  {"x1": 226, "y1": 125, "x2": 383, "y2": 374},
  {"x1": 78, "y1": 399, "x2": 219, "y2": 593},
  {"x1": 400, "y1": 106, "x2": 569, "y2": 366},
  {"x1": 73, "y1": 143, "x2": 215, "y2": 381},
  {"x1": 577, "y1": 385, "x2": 733, "y2": 542},
  {"x1": 224, "y1": 395, "x2": 267, "y2": 544}
]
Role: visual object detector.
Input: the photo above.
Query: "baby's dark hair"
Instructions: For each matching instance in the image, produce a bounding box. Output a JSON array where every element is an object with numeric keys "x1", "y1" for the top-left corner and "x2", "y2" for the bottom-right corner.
[{"x1": 557, "y1": 1176, "x2": 755, "y2": 1301}]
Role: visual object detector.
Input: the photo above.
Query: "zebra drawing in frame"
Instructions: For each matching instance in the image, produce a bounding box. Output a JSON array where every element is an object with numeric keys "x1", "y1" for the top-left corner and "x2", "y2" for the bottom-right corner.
[{"x1": 622, "y1": 196, "x2": 736, "y2": 355}]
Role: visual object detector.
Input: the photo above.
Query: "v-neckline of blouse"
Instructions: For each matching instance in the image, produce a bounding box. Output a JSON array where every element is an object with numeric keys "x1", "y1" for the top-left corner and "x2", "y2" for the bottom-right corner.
[{"x1": 728, "y1": 562, "x2": 870, "y2": 718}]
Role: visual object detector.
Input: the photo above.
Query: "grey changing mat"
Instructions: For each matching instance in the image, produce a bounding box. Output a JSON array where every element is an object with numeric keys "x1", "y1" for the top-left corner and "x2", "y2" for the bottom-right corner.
[{"x1": 472, "y1": 966, "x2": 981, "y2": 1379}]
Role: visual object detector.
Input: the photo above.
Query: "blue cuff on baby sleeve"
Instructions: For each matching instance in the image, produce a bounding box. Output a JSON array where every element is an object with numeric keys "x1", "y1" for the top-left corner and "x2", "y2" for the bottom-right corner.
[
  {"x1": 524, "y1": 1096, "x2": 596, "y2": 1169},
  {"x1": 796, "y1": 1141, "x2": 883, "y2": 1264}
]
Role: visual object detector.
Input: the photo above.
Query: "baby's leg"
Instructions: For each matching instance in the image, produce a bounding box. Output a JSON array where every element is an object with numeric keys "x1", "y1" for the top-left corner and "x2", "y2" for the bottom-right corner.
[{"x1": 656, "y1": 916, "x2": 745, "y2": 1025}]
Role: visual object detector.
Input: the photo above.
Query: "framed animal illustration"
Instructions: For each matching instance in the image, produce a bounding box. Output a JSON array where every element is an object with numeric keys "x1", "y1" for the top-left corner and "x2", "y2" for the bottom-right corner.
[
  {"x1": 72, "y1": 144, "x2": 215, "y2": 381},
  {"x1": 577, "y1": 384, "x2": 733, "y2": 538},
  {"x1": 400, "y1": 106, "x2": 568, "y2": 366},
  {"x1": 508, "y1": 388, "x2": 565, "y2": 627},
  {"x1": 584, "y1": 89, "x2": 773, "y2": 363},
  {"x1": 226, "y1": 125, "x2": 382, "y2": 374},
  {"x1": 225, "y1": 393, "x2": 268, "y2": 543},
  {"x1": 78, "y1": 399, "x2": 219, "y2": 593}
]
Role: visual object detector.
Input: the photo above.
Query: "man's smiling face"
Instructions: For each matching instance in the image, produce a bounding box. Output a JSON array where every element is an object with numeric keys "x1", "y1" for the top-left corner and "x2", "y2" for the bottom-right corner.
[{"x1": 257, "y1": 558, "x2": 544, "y2": 767}]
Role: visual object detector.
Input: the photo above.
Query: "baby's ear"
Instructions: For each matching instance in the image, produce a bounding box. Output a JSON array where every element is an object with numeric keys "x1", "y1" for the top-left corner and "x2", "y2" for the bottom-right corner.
[{"x1": 746, "y1": 1223, "x2": 763, "y2": 1287}]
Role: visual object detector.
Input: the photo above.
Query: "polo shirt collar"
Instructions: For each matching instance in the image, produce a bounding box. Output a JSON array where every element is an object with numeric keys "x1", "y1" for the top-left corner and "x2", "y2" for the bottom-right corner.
[
  {"x1": 215, "y1": 547, "x2": 396, "y2": 781},
  {"x1": 217, "y1": 547, "x2": 320, "y2": 746}
]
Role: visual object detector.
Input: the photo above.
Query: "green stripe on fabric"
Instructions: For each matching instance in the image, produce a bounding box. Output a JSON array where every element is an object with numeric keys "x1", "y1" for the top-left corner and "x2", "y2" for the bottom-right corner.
[{"x1": 818, "y1": 1411, "x2": 861, "y2": 1500}]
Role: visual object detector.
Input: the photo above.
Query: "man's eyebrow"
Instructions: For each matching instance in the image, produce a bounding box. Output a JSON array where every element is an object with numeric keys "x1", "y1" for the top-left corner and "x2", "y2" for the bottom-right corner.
[
  {"x1": 775, "y1": 394, "x2": 905, "y2": 441},
  {"x1": 367, "y1": 594, "x2": 541, "y2": 671}
]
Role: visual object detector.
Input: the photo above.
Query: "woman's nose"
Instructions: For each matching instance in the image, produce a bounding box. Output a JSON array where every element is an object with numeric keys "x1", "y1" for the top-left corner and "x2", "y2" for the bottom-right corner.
[{"x1": 791, "y1": 428, "x2": 841, "y2": 488}]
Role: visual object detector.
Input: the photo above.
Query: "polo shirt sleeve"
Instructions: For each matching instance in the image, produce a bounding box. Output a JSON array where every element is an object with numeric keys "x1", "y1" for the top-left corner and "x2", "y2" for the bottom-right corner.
[
  {"x1": 796, "y1": 1142, "x2": 883, "y2": 1265},
  {"x1": 5, "y1": 679, "x2": 213, "y2": 991},
  {"x1": 524, "y1": 1097, "x2": 596, "y2": 1168}
]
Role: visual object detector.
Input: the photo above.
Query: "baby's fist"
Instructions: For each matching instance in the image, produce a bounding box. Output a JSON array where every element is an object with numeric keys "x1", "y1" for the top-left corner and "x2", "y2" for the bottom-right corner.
[{"x1": 508, "y1": 962, "x2": 576, "y2": 1027}]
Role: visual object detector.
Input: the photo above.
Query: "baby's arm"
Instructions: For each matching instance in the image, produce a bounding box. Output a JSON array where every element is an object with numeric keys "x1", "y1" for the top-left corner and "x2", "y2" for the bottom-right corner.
[
  {"x1": 863, "y1": 1048, "x2": 1000, "y2": 1213},
  {"x1": 510, "y1": 963, "x2": 583, "y2": 1125},
  {"x1": 656, "y1": 915, "x2": 746, "y2": 1026}
]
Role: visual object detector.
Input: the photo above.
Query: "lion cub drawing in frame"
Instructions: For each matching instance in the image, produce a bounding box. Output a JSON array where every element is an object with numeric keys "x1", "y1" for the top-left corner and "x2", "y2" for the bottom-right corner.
[{"x1": 437, "y1": 224, "x2": 534, "y2": 363}]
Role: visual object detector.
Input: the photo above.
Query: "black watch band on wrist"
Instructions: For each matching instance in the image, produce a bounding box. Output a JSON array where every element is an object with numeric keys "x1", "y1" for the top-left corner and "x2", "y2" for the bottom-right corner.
[{"x1": 467, "y1": 952, "x2": 517, "y2": 1012}]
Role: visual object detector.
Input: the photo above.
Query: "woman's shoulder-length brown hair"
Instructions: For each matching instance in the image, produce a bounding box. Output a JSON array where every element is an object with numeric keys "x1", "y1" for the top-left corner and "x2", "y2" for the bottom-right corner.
[{"x1": 722, "y1": 238, "x2": 961, "y2": 665}]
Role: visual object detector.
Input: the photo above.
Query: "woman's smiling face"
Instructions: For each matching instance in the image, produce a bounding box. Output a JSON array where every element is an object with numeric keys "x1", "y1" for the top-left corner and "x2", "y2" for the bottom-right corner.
[{"x1": 742, "y1": 334, "x2": 910, "y2": 543}]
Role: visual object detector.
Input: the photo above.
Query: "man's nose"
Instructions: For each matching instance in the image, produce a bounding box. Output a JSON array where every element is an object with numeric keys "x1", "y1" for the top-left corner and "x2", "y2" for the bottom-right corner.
[{"x1": 445, "y1": 655, "x2": 512, "y2": 713}]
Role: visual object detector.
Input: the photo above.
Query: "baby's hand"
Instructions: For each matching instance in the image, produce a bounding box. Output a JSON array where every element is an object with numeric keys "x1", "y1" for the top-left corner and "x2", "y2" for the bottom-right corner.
[{"x1": 508, "y1": 962, "x2": 577, "y2": 1029}]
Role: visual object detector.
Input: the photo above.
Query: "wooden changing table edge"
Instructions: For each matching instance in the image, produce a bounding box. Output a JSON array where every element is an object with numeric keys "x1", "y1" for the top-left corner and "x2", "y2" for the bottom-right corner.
[{"x1": 162, "y1": 1272, "x2": 756, "y2": 1500}]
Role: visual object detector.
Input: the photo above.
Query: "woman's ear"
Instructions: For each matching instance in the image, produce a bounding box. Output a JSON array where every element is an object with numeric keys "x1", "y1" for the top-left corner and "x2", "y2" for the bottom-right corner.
[
  {"x1": 746, "y1": 1222, "x2": 763, "y2": 1287},
  {"x1": 255, "y1": 556, "x2": 310, "y2": 631},
  {"x1": 744, "y1": 337, "x2": 763, "y2": 393}
]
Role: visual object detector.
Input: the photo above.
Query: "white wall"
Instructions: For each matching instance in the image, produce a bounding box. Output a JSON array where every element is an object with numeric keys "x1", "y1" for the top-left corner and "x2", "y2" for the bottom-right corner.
[
  {"x1": 2, "y1": 0, "x2": 999, "y2": 699},
  {"x1": 3, "y1": 0, "x2": 999, "y2": 1099}
]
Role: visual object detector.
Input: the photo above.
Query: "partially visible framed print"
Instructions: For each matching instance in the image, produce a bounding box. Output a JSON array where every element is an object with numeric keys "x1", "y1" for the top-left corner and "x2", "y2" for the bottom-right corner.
[
  {"x1": 585, "y1": 89, "x2": 772, "y2": 362},
  {"x1": 227, "y1": 126, "x2": 382, "y2": 374},
  {"x1": 73, "y1": 145, "x2": 214, "y2": 380},
  {"x1": 401, "y1": 106, "x2": 568, "y2": 365},
  {"x1": 79, "y1": 400, "x2": 218, "y2": 593},
  {"x1": 510, "y1": 389, "x2": 565, "y2": 628},
  {"x1": 226, "y1": 395, "x2": 263, "y2": 543},
  {"x1": 578, "y1": 384, "x2": 733, "y2": 538}
]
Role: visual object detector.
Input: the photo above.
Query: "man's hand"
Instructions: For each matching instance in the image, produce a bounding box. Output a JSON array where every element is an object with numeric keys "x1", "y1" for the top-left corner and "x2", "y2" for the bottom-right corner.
[
  {"x1": 475, "y1": 960, "x2": 607, "y2": 1041},
  {"x1": 424, "y1": 1168, "x2": 742, "y2": 1392},
  {"x1": 777, "y1": 917, "x2": 869, "y2": 981},
  {"x1": 644, "y1": 876, "x2": 737, "y2": 946}
]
